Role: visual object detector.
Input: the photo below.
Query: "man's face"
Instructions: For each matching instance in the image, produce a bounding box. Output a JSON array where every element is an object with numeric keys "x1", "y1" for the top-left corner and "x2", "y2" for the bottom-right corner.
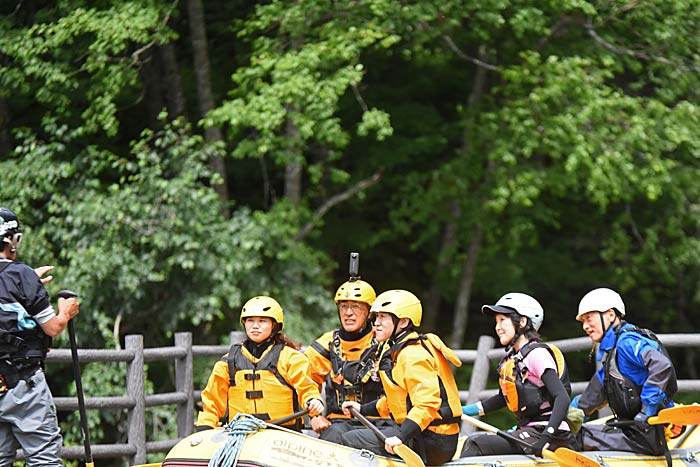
[
  {"x1": 337, "y1": 300, "x2": 370, "y2": 333},
  {"x1": 579, "y1": 309, "x2": 614, "y2": 343}
]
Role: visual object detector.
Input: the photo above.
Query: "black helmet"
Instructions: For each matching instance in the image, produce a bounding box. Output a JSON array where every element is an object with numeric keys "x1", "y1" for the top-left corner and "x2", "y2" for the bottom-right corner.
[{"x1": 0, "y1": 207, "x2": 22, "y2": 252}]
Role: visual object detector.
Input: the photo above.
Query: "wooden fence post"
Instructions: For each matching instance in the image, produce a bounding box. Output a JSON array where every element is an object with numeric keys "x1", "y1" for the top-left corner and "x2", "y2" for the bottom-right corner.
[
  {"x1": 461, "y1": 335, "x2": 496, "y2": 435},
  {"x1": 126, "y1": 334, "x2": 146, "y2": 465},
  {"x1": 175, "y1": 332, "x2": 194, "y2": 438}
]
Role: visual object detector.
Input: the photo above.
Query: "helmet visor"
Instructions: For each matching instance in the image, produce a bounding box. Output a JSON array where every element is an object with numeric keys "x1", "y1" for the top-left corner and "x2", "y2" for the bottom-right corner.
[{"x1": 481, "y1": 304, "x2": 518, "y2": 316}]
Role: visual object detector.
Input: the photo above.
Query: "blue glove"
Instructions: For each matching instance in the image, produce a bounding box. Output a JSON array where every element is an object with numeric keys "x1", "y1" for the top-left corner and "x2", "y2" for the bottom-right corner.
[
  {"x1": 634, "y1": 411, "x2": 650, "y2": 430},
  {"x1": 462, "y1": 404, "x2": 480, "y2": 416}
]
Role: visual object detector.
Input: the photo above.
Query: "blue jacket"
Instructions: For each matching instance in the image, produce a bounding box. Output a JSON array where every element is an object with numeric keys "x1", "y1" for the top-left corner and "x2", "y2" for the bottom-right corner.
[{"x1": 576, "y1": 322, "x2": 676, "y2": 417}]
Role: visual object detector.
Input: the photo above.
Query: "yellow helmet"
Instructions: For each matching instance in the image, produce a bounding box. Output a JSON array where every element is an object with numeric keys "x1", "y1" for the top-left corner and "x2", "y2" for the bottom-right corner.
[
  {"x1": 370, "y1": 289, "x2": 422, "y2": 326},
  {"x1": 240, "y1": 296, "x2": 284, "y2": 330},
  {"x1": 334, "y1": 280, "x2": 376, "y2": 306}
]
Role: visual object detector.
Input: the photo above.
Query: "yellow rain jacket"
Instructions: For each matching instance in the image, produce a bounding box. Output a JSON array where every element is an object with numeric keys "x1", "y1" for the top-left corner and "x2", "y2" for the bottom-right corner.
[
  {"x1": 376, "y1": 332, "x2": 462, "y2": 435},
  {"x1": 196, "y1": 342, "x2": 320, "y2": 429}
]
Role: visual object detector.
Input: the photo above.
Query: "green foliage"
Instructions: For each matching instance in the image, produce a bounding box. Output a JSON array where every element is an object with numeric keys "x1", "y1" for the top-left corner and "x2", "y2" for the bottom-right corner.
[{"x1": 0, "y1": 1, "x2": 173, "y2": 137}]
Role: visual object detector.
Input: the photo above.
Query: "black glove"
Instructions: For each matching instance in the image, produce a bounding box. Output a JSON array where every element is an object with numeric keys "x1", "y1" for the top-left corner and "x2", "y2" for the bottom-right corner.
[
  {"x1": 634, "y1": 411, "x2": 650, "y2": 430},
  {"x1": 531, "y1": 430, "x2": 553, "y2": 457},
  {"x1": 195, "y1": 425, "x2": 213, "y2": 432}
]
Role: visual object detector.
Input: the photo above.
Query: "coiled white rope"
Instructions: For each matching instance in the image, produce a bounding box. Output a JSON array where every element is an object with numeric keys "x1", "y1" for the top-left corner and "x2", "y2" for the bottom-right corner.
[{"x1": 208, "y1": 414, "x2": 268, "y2": 467}]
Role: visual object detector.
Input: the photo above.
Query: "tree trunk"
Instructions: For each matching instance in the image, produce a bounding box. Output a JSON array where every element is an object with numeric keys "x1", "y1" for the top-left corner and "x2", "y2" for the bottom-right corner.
[
  {"x1": 449, "y1": 223, "x2": 484, "y2": 348},
  {"x1": 0, "y1": 98, "x2": 9, "y2": 157},
  {"x1": 186, "y1": 0, "x2": 229, "y2": 213},
  {"x1": 158, "y1": 42, "x2": 187, "y2": 119},
  {"x1": 284, "y1": 116, "x2": 302, "y2": 205},
  {"x1": 422, "y1": 202, "x2": 461, "y2": 332},
  {"x1": 139, "y1": 48, "x2": 166, "y2": 129},
  {"x1": 425, "y1": 45, "x2": 490, "y2": 337}
]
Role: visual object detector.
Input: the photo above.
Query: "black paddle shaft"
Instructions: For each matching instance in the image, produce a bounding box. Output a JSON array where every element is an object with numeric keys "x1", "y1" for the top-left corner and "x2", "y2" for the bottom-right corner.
[
  {"x1": 348, "y1": 406, "x2": 388, "y2": 441},
  {"x1": 57, "y1": 290, "x2": 94, "y2": 465}
]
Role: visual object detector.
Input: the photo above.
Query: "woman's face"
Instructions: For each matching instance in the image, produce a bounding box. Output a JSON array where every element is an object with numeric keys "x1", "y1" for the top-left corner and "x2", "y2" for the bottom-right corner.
[
  {"x1": 494, "y1": 313, "x2": 516, "y2": 346},
  {"x1": 373, "y1": 312, "x2": 396, "y2": 342},
  {"x1": 244, "y1": 316, "x2": 274, "y2": 343}
]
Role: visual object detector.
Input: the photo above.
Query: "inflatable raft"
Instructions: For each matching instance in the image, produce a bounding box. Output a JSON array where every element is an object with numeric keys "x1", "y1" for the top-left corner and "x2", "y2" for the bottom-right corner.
[{"x1": 150, "y1": 413, "x2": 700, "y2": 467}]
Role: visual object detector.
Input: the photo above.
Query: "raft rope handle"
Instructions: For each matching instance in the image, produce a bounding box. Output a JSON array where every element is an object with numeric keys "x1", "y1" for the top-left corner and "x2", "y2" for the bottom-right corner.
[{"x1": 208, "y1": 414, "x2": 268, "y2": 467}]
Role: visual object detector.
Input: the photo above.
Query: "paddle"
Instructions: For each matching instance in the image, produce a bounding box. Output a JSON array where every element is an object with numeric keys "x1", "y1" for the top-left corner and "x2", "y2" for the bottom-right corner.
[
  {"x1": 270, "y1": 409, "x2": 309, "y2": 426},
  {"x1": 347, "y1": 406, "x2": 425, "y2": 467},
  {"x1": 462, "y1": 415, "x2": 601, "y2": 467},
  {"x1": 606, "y1": 405, "x2": 700, "y2": 428},
  {"x1": 57, "y1": 290, "x2": 94, "y2": 467}
]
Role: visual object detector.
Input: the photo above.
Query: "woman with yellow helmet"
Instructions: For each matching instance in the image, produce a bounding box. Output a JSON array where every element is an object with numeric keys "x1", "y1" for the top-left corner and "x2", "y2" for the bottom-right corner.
[
  {"x1": 195, "y1": 296, "x2": 324, "y2": 431},
  {"x1": 340, "y1": 289, "x2": 463, "y2": 465}
]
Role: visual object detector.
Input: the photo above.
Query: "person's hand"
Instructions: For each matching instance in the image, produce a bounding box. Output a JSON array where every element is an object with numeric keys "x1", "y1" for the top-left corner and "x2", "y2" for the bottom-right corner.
[
  {"x1": 34, "y1": 265, "x2": 54, "y2": 284},
  {"x1": 531, "y1": 432, "x2": 552, "y2": 457},
  {"x1": 341, "y1": 400, "x2": 361, "y2": 416},
  {"x1": 384, "y1": 436, "x2": 403, "y2": 455},
  {"x1": 306, "y1": 398, "x2": 324, "y2": 417},
  {"x1": 57, "y1": 296, "x2": 80, "y2": 321},
  {"x1": 462, "y1": 403, "x2": 481, "y2": 416},
  {"x1": 634, "y1": 411, "x2": 650, "y2": 430},
  {"x1": 310, "y1": 415, "x2": 331, "y2": 434}
]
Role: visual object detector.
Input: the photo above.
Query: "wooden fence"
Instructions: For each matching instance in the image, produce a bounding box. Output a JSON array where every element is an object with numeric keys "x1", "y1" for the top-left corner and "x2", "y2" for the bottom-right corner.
[{"x1": 19, "y1": 331, "x2": 700, "y2": 465}]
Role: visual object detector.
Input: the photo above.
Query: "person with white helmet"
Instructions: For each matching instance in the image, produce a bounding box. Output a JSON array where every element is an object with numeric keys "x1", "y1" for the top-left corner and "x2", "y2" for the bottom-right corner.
[
  {"x1": 571, "y1": 287, "x2": 678, "y2": 456},
  {"x1": 460, "y1": 292, "x2": 576, "y2": 458},
  {"x1": 340, "y1": 289, "x2": 463, "y2": 465},
  {"x1": 195, "y1": 296, "x2": 324, "y2": 431},
  {"x1": 304, "y1": 276, "x2": 390, "y2": 443}
]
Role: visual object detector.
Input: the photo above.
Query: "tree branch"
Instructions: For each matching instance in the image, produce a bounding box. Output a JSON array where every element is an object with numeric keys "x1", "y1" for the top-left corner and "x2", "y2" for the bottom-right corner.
[
  {"x1": 585, "y1": 19, "x2": 700, "y2": 72},
  {"x1": 442, "y1": 35, "x2": 499, "y2": 72},
  {"x1": 294, "y1": 170, "x2": 383, "y2": 241},
  {"x1": 351, "y1": 84, "x2": 369, "y2": 112}
]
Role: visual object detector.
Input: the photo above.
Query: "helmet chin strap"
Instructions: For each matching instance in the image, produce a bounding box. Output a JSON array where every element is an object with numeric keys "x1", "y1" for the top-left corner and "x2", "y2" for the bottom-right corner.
[
  {"x1": 505, "y1": 315, "x2": 531, "y2": 353},
  {"x1": 4, "y1": 233, "x2": 21, "y2": 254},
  {"x1": 388, "y1": 315, "x2": 413, "y2": 346},
  {"x1": 599, "y1": 310, "x2": 609, "y2": 335}
]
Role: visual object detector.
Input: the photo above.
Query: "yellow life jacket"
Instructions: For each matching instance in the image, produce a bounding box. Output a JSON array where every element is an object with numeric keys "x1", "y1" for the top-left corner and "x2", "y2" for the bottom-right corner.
[
  {"x1": 379, "y1": 332, "x2": 462, "y2": 432},
  {"x1": 498, "y1": 341, "x2": 571, "y2": 422},
  {"x1": 226, "y1": 343, "x2": 300, "y2": 428}
]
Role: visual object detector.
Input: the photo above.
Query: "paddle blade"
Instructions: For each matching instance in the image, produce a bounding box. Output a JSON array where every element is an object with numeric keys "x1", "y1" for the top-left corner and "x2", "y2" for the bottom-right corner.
[
  {"x1": 548, "y1": 447, "x2": 602, "y2": 467},
  {"x1": 394, "y1": 444, "x2": 425, "y2": 467},
  {"x1": 651, "y1": 405, "x2": 700, "y2": 426}
]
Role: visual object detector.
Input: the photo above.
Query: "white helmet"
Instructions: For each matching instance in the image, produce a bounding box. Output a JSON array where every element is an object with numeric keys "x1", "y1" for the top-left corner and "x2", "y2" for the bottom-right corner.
[
  {"x1": 577, "y1": 288, "x2": 625, "y2": 321},
  {"x1": 482, "y1": 292, "x2": 544, "y2": 331}
]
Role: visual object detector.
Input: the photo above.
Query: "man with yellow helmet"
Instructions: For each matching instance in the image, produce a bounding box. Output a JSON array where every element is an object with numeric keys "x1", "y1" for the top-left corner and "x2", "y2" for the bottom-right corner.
[
  {"x1": 304, "y1": 277, "x2": 389, "y2": 443},
  {"x1": 341, "y1": 289, "x2": 463, "y2": 465},
  {"x1": 195, "y1": 296, "x2": 324, "y2": 431}
]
